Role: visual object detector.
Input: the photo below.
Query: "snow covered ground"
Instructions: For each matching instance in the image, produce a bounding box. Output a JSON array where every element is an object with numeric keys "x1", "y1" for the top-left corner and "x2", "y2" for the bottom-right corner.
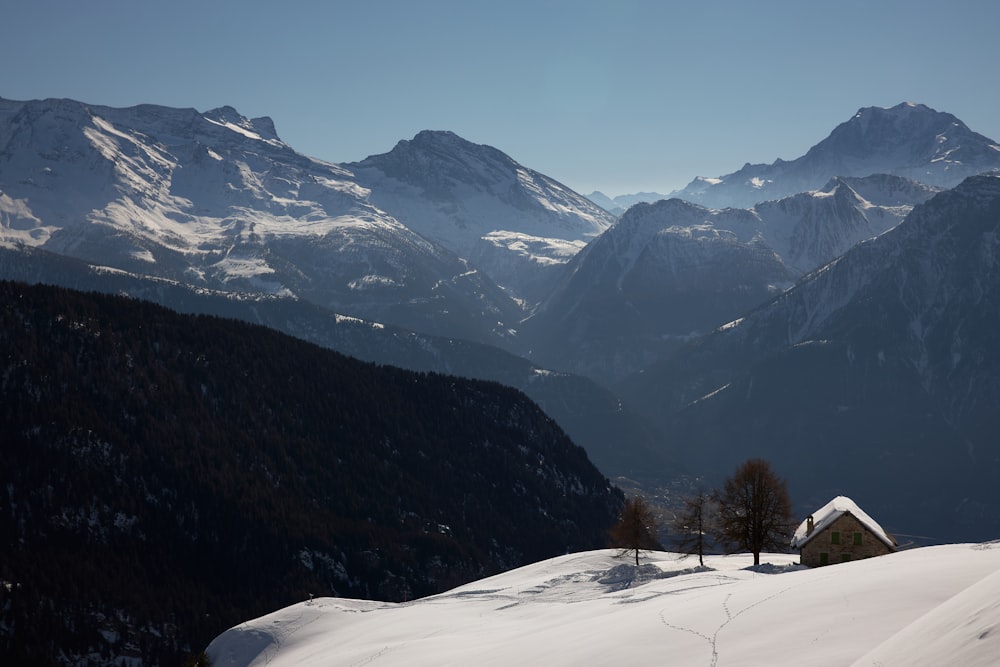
[{"x1": 207, "y1": 543, "x2": 1000, "y2": 666}]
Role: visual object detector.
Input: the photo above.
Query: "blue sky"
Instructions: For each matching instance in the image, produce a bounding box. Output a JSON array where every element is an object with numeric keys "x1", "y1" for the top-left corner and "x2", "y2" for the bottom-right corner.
[{"x1": 4, "y1": 0, "x2": 999, "y2": 196}]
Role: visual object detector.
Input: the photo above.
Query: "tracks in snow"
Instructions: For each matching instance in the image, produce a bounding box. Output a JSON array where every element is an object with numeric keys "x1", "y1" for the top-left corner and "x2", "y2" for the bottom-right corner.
[{"x1": 657, "y1": 575, "x2": 812, "y2": 667}]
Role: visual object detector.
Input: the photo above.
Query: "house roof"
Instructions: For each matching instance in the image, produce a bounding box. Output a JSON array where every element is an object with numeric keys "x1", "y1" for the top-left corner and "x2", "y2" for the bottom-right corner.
[{"x1": 790, "y1": 495, "x2": 896, "y2": 550}]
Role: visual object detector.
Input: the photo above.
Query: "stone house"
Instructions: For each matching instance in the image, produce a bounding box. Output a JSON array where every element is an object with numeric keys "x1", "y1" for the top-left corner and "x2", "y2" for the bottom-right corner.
[{"x1": 790, "y1": 496, "x2": 897, "y2": 567}]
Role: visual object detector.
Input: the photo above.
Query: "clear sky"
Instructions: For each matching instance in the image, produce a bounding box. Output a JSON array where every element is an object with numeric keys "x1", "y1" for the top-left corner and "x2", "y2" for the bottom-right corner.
[{"x1": 4, "y1": 0, "x2": 999, "y2": 196}]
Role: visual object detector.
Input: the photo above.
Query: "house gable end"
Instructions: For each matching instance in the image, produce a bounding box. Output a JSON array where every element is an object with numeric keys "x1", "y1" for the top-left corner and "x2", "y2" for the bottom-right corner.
[{"x1": 792, "y1": 496, "x2": 896, "y2": 567}]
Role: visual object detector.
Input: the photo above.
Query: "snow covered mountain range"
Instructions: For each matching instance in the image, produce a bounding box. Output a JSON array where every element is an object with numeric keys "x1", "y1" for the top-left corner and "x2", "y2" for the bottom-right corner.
[
  {"x1": 670, "y1": 102, "x2": 1000, "y2": 209},
  {"x1": 523, "y1": 173, "x2": 938, "y2": 381},
  {"x1": 6, "y1": 95, "x2": 1000, "y2": 664},
  {"x1": 0, "y1": 96, "x2": 677, "y2": 483},
  {"x1": 522, "y1": 199, "x2": 794, "y2": 380},
  {"x1": 1, "y1": 97, "x2": 991, "y2": 372},
  {"x1": 4, "y1": 95, "x2": 1000, "y2": 541},
  {"x1": 0, "y1": 97, "x2": 611, "y2": 348},
  {"x1": 619, "y1": 174, "x2": 1000, "y2": 542}
]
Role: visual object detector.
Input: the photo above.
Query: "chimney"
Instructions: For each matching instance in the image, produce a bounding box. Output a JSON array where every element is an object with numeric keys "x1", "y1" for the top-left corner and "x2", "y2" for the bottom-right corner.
[{"x1": 806, "y1": 515, "x2": 814, "y2": 535}]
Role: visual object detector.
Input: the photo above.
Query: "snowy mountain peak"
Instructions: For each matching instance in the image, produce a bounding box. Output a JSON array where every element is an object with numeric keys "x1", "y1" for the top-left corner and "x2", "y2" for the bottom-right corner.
[
  {"x1": 349, "y1": 130, "x2": 615, "y2": 302},
  {"x1": 853, "y1": 101, "x2": 930, "y2": 122},
  {"x1": 0, "y1": 97, "x2": 289, "y2": 159},
  {"x1": 202, "y1": 105, "x2": 280, "y2": 142},
  {"x1": 362, "y1": 129, "x2": 523, "y2": 191},
  {"x1": 848, "y1": 101, "x2": 950, "y2": 130},
  {"x1": 204, "y1": 104, "x2": 248, "y2": 124},
  {"x1": 816, "y1": 176, "x2": 867, "y2": 204},
  {"x1": 821, "y1": 173, "x2": 943, "y2": 207},
  {"x1": 401, "y1": 129, "x2": 479, "y2": 159},
  {"x1": 812, "y1": 102, "x2": 982, "y2": 162},
  {"x1": 671, "y1": 102, "x2": 1000, "y2": 209},
  {"x1": 409, "y1": 128, "x2": 487, "y2": 153},
  {"x1": 250, "y1": 116, "x2": 278, "y2": 139}
]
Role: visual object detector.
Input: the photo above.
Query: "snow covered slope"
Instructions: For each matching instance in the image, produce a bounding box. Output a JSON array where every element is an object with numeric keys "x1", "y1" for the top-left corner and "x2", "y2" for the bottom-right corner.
[
  {"x1": 753, "y1": 174, "x2": 937, "y2": 273},
  {"x1": 206, "y1": 543, "x2": 1000, "y2": 667},
  {"x1": 349, "y1": 130, "x2": 616, "y2": 302},
  {"x1": 0, "y1": 97, "x2": 522, "y2": 345},
  {"x1": 672, "y1": 102, "x2": 1000, "y2": 209}
]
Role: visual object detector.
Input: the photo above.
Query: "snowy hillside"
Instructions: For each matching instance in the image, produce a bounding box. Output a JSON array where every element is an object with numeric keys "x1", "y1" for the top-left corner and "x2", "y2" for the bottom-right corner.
[{"x1": 207, "y1": 543, "x2": 1000, "y2": 667}]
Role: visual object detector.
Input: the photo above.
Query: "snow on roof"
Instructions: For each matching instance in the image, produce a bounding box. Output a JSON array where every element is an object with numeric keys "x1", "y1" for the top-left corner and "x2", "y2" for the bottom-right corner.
[{"x1": 791, "y1": 495, "x2": 896, "y2": 550}]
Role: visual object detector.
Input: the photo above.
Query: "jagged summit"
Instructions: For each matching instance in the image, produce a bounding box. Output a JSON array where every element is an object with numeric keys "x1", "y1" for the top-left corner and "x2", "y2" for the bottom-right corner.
[
  {"x1": 671, "y1": 102, "x2": 1000, "y2": 209},
  {"x1": 202, "y1": 104, "x2": 280, "y2": 141},
  {"x1": 0, "y1": 97, "x2": 284, "y2": 147},
  {"x1": 816, "y1": 173, "x2": 941, "y2": 207}
]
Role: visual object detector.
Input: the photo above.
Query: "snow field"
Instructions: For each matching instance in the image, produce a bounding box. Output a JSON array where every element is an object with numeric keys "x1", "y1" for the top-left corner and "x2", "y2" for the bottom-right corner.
[{"x1": 207, "y1": 543, "x2": 1000, "y2": 666}]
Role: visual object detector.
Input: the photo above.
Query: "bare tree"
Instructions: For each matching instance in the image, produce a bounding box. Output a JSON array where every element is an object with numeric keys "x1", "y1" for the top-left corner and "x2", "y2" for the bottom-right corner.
[
  {"x1": 609, "y1": 496, "x2": 662, "y2": 566},
  {"x1": 714, "y1": 459, "x2": 793, "y2": 566},
  {"x1": 672, "y1": 490, "x2": 713, "y2": 567}
]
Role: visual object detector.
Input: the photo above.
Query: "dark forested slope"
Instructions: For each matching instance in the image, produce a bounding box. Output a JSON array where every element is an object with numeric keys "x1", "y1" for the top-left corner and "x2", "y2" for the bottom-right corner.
[{"x1": 0, "y1": 281, "x2": 622, "y2": 665}]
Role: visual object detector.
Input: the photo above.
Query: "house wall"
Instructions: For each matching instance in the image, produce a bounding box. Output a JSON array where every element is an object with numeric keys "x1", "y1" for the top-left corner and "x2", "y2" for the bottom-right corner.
[{"x1": 799, "y1": 513, "x2": 893, "y2": 567}]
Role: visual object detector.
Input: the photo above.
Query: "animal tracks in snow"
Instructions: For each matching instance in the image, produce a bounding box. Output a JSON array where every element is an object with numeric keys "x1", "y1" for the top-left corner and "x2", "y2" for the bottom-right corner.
[{"x1": 657, "y1": 573, "x2": 812, "y2": 667}]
